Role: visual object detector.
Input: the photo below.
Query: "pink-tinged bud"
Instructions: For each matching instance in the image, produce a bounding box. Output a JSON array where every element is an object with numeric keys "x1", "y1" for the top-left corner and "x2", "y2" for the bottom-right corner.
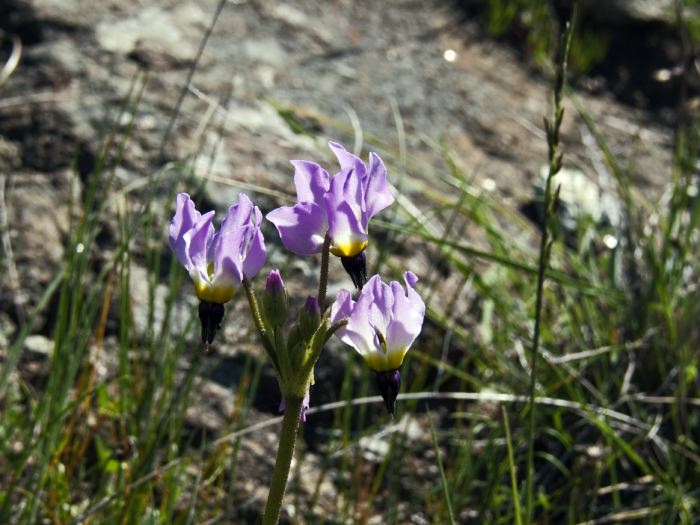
[{"x1": 262, "y1": 269, "x2": 288, "y2": 328}]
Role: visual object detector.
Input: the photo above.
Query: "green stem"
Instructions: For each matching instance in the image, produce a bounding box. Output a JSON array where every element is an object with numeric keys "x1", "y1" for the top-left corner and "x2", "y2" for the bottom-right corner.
[
  {"x1": 243, "y1": 278, "x2": 279, "y2": 373},
  {"x1": 317, "y1": 234, "x2": 331, "y2": 312},
  {"x1": 524, "y1": 12, "x2": 576, "y2": 524},
  {"x1": 299, "y1": 318, "x2": 348, "y2": 382},
  {"x1": 262, "y1": 395, "x2": 303, "y2": 525}
]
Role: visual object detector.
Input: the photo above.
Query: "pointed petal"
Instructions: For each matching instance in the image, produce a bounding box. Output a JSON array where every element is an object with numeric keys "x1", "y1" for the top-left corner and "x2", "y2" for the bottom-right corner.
[
  {"x1": 184, "y1": 211, "x2": 215, "y2": 273},
  {"x1": 330, "y1": 288, "x2": 354, "y2": 340},
  {"x1": 212, "y1": 228, "x2": 244, "y2": 286},
  {"x1": 344, "y1": 292, "x2": 380, "y2": 357},
  {"x1": 364, "y1": 152, "x2": 394, "y2": 218},
  {"x1": 366, "y1": 276, "x2": 392, "y2": 335},
  {"x1": 242, "y1": 227, "x2": 266, "y2": 278},
  {"x1": 330, "y1": 289, "x2": 355, "y2": 323},
  {"x1": 328, "y1": 167, "x2": 363, "y2": 218},
  {"x1": 329, "y1": 141, "x2": 365, "y2": 177},
  {"x1": 291, "y1": 160, "x2": 330, "y2": 205},
  {"x1": 385, "y1": 274, "x2": 425, "y2": 357},
  {"x1": 220, "y1": 193, "x2": 254, "y2": 234},
  {"x1": 267, "y1": 202, "x2": 327, "y2": 254},
  {"x1": 169, "y1": 193, "x2": 202, "y2": 267}
]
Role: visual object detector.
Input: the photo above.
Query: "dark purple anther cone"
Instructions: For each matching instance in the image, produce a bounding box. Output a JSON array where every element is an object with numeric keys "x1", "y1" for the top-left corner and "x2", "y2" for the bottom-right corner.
[
  {"x1": 375, "y1": 369, "x2": 401, "y2": 416},
  {"x1": 198, "y1": 301, "x2": 225, "y2": 348},
  {"x1": 341, "y1": 250, "x2": 367, "y2": 289}
]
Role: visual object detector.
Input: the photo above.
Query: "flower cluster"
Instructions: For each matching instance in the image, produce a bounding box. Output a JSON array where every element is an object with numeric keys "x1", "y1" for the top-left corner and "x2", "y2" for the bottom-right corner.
[{"x1": 169, "y1": 142, "x2": 424, "y2": 417}]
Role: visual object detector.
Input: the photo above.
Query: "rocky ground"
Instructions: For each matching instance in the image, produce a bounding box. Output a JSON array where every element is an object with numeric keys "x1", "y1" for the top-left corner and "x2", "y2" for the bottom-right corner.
[{"x1": 0, "y1": 0, "x2": 688, "y2": 521}]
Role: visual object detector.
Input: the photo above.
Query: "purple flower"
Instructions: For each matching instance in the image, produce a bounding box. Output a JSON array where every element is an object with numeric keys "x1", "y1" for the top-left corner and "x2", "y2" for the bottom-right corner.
[
  {"x1": 267, "y1": 142, "x2": 394, "y2": 259},
  {"x1": 330, "y1": 272, "x2": 425, "y2": 372},
  {"x1": 330, "y1": 271, "x2": 425, "y2": 416},
  {"x1": 169, "y1": 192, "x2": 266, "y2": 304}
]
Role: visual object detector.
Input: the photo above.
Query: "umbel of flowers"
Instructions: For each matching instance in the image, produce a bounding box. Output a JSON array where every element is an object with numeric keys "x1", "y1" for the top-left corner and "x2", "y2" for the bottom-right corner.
[{"x1": 168, "y1": 141, "x2": 425, "y2": 525}]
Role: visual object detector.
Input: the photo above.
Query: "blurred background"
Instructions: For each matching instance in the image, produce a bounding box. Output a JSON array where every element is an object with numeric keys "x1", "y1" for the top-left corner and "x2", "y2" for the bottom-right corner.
[{"x1": 0, "y1": 0, "x2": 698, "y2": 523}]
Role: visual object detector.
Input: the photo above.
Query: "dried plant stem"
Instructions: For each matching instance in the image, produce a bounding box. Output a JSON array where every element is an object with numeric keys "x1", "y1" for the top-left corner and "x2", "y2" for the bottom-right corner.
[{"x1": 261, "y1": 395, "x2": 303, "y2": 525}]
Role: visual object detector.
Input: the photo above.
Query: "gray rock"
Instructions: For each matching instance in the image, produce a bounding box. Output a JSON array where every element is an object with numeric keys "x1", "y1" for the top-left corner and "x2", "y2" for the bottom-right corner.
[{"x1": 533, "y1": 165, "x2": 623, "y2": 247}]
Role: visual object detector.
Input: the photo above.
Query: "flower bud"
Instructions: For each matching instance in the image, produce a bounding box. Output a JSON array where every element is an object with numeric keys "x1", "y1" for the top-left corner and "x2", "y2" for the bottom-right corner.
[
  {"x1": 262, "y1": 269, "x2": 288, "y2": 328},
  {"x1": 298, "y1": 296, "x2": 321, "y2": 342},
  {"x1": 375, "y1": 369, "x2": 401, "y2": 416}
]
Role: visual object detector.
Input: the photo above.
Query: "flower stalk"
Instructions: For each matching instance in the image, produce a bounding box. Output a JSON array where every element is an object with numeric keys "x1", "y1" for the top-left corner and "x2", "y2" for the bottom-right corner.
[
  {"x1": 525, "y1": 8, "x2": 576, "y2": 524},
  {"x1": 261, "y1": 394, "x2": 304, "y2": 525},
  {"x1": 317, "y1": 233, "x2": 331, "y2": 311},
  {"x1": 167, "y1": 140, "x2": 424, "y2": 524}
]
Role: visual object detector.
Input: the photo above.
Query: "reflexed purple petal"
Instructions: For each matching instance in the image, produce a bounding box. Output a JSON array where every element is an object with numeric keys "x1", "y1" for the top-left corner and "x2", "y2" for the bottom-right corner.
[
  {"x1": 331, "y1": 288, "x2": 353, "y2": 315},
  {"x1": 404, "y1": 271, "x2": 424, "y2": 311},
  {"x1": 184, "y1": 211, "x2": 215, "y2": 273},
  {"x1": 220, "y1": 193, "x2": 254, "y2": 234},
  {"x1": 326, "y1": 200, "x2": 367, "y2": 257},
  {"x1": 267, "y1": 202, "x2": 327, "y2": 254},
  {"x1": 212, "y1": 229, "x2": 244, "y2": 285},
  {"x1": 169, "y1": 193, "x2": 202, "y2": 267},
  {"x1": 364, "y1": 152, "x2": 394, "y2": 219},
  {"x1": 253, "y1": 204, "x2": 262, "y2": 227},
  {"x1": 366, "y1": 276, "x2": 392, "y2": 334},
  {"x1": 344, "y1": 295, "x2": 379, "y2": 356},
  {"x1": 329, "y1": 167, "x2": 363, "y2": 218},
  {"x1": 330, "y1": 289, "x2": 354, "y2": 338},
  {"x1": 242, "y1": 227, "x2": 266, "y2": 278},
  {"x1": 291, "y1": 160, "x2": 330, "y2": 205},
  {"x1": 329, "y1": 141, "x2": 365, "y2": 177},
  {"x1": 404, "y1": 271, "x2": 419, "y2": 289},
  {"x1": 386, "y1": 274, "x2": 425, "y2": 353}
]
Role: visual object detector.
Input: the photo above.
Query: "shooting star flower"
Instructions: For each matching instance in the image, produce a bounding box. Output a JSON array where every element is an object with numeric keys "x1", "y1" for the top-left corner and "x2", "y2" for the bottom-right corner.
[{"x1": 330, "y1": 272, "x2": 425, "y2": 414}]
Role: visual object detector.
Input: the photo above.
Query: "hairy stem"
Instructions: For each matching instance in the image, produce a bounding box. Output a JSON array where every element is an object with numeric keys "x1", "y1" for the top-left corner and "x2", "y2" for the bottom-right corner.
[
  {"x1": 243, "y1": 278, "x2": 279, "y2": 373},
  {"x1": 261, "y1": 395, "x2": 303, "y2": 525},
  {"x1": 317, "y1": 233, "x2": 331, "y2": 312}
]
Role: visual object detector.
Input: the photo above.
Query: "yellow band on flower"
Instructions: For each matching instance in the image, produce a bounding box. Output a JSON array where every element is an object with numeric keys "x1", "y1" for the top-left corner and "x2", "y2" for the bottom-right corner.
[
  {"x1": 329, "y1": 239, "x2": 368, "y2": 258},
  {"x1": 364, "y1": 348, "x2": 409, "y2": 372},
  {"x1": 194, "y1": 281, "x2": 237, "y2": 304}
]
